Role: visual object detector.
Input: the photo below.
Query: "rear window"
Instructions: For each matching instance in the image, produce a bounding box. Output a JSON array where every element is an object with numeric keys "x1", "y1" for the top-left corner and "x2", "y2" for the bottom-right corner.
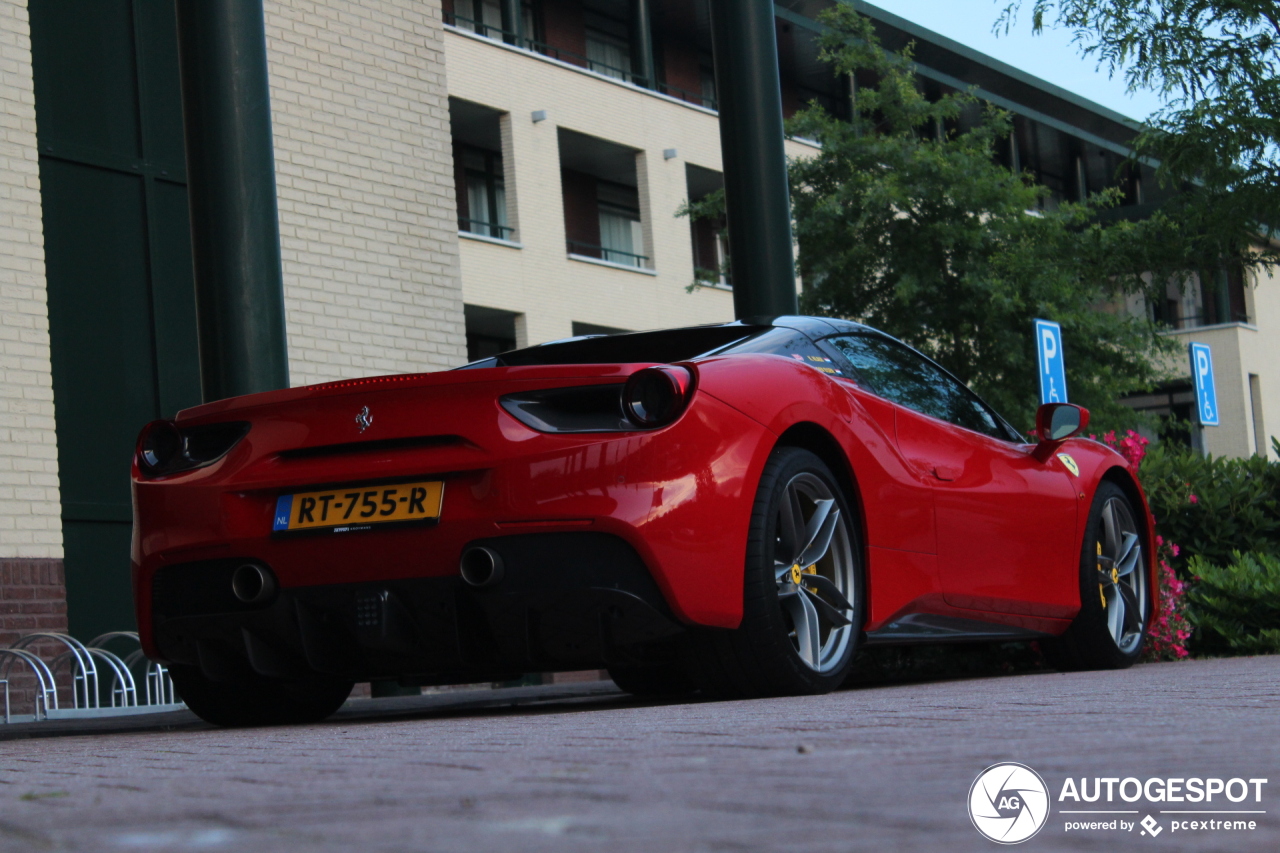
[{"x1": 460, "y1": 325, "x2": 771, "y2": 368}]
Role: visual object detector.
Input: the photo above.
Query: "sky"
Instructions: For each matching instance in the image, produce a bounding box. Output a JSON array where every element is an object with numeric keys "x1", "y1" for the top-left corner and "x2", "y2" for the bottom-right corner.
[{"x1": 869, "y1": 0, "x2": 1166, "y2": 122}]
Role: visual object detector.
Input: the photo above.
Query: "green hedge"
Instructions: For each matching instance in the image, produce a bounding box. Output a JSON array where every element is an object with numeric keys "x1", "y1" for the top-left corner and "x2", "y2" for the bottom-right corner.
[
  {"x1": 1132, "y1": 439, "x2": 1280, "y2": 658},
  {"x1": 1138, "y1": 441, "x2": 1280, "y2": 573},
  {"x1": 1186, "y1": 551, "x2": 1280, "y2": 655}
]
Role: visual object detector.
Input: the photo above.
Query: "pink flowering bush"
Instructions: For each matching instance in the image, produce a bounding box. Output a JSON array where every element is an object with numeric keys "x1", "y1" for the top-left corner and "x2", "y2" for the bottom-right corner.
[
  {"x1": 1146, "y1": 535, "x2": 1192, "y2": 660},
  {"x1": 1096, "y1": 429, "x2": 1149, "y2": 475}
]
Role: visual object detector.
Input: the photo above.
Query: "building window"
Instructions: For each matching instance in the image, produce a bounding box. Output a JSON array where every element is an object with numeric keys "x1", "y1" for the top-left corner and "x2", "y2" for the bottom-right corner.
[
  {"x1": 596, "y1": 182, "x2": 644, "y2": 267},
  {"x1": 1250, "y1": 374, "x2": 1267, "y2": 457},
  {"x1": 690, "y1": 215, "x2": 728, "y2": 285},
  {"x1": 1150, "y1": 266, "x2": 1249, "y2": 330},
  {"x1": 452, "y1": 0, "x2": 504, "y2": 39},
  {"x1": 458, "y1": 147, "x2": 510, "y2": 240},
  {"x1": 465, "y1": 304, "x2": 519, "y2": 362},
  {"x1": 559, "y1": 128, "x2": 648, "y2": 269},
  {"x1": 572, "y1": 321, "x2": 630, "y2": 337},
  {"x1": 584, "y1": 11, "x2": 631, "y2": 81},
  {"x1": 1203, "y1": 265, "x2": 1249, "y2": 325},
  {"x1": 700, "y1": 65, "x2": 717, "y2": 109},
  {"x1": 686, "y1": 164, "x2": 729, "y2": 286},
  {"x1": 1121, "y1": 381, "x2": 1202, "y2": 454}
]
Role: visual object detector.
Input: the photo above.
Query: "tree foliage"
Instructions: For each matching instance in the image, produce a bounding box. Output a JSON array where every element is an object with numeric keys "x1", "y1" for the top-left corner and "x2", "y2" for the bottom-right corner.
[
  {"x1": 780, "y1": 6, "x2": 1179, "y2": 430},
  {"x1": 1000, "y1": 0, "x2": 1280, "y2": 271}
]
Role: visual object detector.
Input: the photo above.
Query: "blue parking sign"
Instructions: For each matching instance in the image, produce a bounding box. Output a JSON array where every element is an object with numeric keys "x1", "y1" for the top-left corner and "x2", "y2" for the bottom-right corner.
[
  {"x1": 1189, "y1": 342, "x2": 1219, "y2": 426},
  {"x1": 1034, "y1": 319, "x2": 1068, "y2": 404}
]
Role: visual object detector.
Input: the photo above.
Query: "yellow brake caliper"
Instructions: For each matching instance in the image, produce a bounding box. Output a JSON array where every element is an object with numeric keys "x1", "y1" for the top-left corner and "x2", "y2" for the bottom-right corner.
[{"x1": 1098, "y1": 542, "x2": 1107, "y2": 608}]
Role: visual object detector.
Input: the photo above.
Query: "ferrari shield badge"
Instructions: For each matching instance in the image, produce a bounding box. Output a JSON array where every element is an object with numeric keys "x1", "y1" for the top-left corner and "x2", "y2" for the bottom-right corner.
[{"x1": 1056, "y1": 452, "x2": 1079, "y2": 477}]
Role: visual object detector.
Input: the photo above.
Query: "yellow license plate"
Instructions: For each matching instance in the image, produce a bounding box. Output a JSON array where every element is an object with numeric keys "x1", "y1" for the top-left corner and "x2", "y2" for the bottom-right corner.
[{"x1": 272, "y1": 480, "x2": 443, "y2": 532}]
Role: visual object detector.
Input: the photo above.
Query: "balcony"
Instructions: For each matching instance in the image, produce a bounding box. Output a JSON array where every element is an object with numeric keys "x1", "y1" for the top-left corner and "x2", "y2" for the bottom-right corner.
[
  {"x1": 451, "y1": 98, "x2": 518, "y2": 245},
  {"x1": 566, "y1": 239, "x2": 649, "y2": 269}
]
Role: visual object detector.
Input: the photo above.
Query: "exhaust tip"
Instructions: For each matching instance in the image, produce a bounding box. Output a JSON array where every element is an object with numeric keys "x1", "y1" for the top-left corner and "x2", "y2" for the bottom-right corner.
[
  {"x1": 230, "y1": 563, "x2": 276, "y2": 605},
  {"x1": 460, "y1": 547, "x2": 504, "y2": 587}
]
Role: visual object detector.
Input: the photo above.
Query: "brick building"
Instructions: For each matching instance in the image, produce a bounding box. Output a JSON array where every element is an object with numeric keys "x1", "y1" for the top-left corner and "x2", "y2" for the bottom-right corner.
[
  {"x1": 0, "y1": 0, "x2": 1273, "y2": 647},
  {"x1": 0, "y1": 0, "x2": 464, "y2": 644}
]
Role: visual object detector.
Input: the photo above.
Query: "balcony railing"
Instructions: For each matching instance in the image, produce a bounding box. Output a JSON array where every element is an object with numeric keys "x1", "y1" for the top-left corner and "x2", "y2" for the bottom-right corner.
[
  {"x1": 694, "y1": 267, "x2": 732, "y2": 288},
  {"x1": 567, "y1": 240, "x2": 649, "y2": 268},
  {"x1": 1160, "y1": 312, "x2": 1252, "y2": 330},
  {"x1": 459, "y1": 218, "x2": 515, "y2": 240},
  {"x1": 447, "y1": 12, "x2": 510, "y2": 41},
  {"x1": 445, "y1": 12, "x2": 718, "y2": 110}
]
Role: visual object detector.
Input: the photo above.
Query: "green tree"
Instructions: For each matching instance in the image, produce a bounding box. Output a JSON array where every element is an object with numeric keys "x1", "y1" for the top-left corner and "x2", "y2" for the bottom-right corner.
[
  {"x1": 1000, "y1": 0, "x2": 1280, "y2": 274},
  {"x1": 775, "y1": 6, "x2": 1180, "y2": 430}
]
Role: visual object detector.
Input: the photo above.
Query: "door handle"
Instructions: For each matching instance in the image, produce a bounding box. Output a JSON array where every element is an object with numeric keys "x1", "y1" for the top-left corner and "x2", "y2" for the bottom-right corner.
[{"x1": 931, "y1": 465, "x2": 960, "y2": 481}]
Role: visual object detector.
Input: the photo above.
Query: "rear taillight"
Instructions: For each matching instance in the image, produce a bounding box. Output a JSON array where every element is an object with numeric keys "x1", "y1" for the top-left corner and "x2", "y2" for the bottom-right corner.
[
  {"x1": 498, "y1": 365, "x2": 697, "y2": 434},
  {"x1": 623, "y1": 366, "x2": 694, "y2": 428},
  {"x1": 137, "y1": 420, "x2": 183, "y2": 476},
  {"x1": 136, "y1": 420, "x2": 250, "y2": 478}
]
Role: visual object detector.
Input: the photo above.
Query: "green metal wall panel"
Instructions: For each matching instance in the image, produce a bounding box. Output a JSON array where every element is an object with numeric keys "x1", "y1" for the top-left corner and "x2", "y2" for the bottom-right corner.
[
  {"x1": 149, "y1": 179, "x2": 202, "y2": 417},
  {"x1": 31, "y1": 0, "x2": 199, "y2": 639},
  {"x1": 134, "y1": 1, "x2": 189, "y2": 171},
  {"x1": 61, "y1": 522, "x2": 136, "y2": 645},
  {"x1": 29, "y1": 0, "x2": 142, "y2": 161},
  {"x1": 40, "y1": 160, "x2": 156, "y2": 516}
]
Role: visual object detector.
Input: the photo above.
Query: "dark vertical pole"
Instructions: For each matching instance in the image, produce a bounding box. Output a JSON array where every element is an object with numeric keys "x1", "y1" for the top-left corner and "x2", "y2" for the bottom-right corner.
[
  {"x1": 631, "y1": 0, "x2": 655, "y2": 87},
  {"x1": 501, "y1": 0, "x2": 522, "y2": 45},
  {"x1": 174, "y1": 0, "x2": 289, "y2": 401},
  {"x1": 708, "y1": 0, "x2": 797, "y2": 319}
]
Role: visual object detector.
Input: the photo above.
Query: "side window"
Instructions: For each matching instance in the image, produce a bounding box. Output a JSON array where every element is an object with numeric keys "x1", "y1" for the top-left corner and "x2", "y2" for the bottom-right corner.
[
  {"x1": 727, "y1": 328, "x2": 846, "y2": 377},
  {"x1": 825, "y1": 334, "x2": 951, "y2": 420},
  {"x1": 950, "y1": 385, "x2": 1004, "y2": 438},
  {"x1": 825, "y1": 335, "x2": 1007, "y2": 439}
]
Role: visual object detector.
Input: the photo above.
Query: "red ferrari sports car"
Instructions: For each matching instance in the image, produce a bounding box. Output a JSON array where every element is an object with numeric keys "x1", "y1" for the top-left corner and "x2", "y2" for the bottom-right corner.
[{"x1": 132, "y1": 316, "x2": 1155, "y2": 725}]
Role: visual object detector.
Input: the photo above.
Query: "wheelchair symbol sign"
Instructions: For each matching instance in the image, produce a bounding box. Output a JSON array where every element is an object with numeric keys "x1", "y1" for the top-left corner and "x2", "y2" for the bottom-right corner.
[
  {"x1": 1034, "y1": 319, "x2": 1068, "y2": 405},
  {"x1": 1189, "y1": 342, "x2": 1219, "y2": 426}
]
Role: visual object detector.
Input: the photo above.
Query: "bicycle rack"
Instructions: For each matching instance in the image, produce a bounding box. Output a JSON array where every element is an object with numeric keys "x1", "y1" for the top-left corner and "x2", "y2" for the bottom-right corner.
[
  {"x1": 89, "y1": 632, "x2": 176, "y2": 708},
  {"x1": 9, "y1": 633, "x2": 95, "y2": 709},
  {"x1": 0, "y1": 630, "x2": 184, "y2": 723},
  {"x1": 0, "y1": 648, "x2": 58, "y2": 722}
]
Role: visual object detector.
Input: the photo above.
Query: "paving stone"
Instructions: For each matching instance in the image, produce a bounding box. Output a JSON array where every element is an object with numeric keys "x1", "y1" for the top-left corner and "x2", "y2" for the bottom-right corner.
[{"x1": 0, "y1": 657, "x2": 1275, "y2": 852}]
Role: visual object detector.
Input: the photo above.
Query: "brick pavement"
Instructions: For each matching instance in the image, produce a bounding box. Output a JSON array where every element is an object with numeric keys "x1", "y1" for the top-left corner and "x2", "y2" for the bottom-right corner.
[{"x1": 0, "y1": 656, "x2": 1276, "y2": 852}]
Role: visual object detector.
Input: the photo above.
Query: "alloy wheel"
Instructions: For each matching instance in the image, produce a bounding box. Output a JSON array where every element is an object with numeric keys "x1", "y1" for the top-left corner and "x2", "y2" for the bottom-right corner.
[
  {"x1": 773, "y1": 472, "x2": 856, "y2": 672},
  {"x1": 1095, "y1": 496, "x2": 1147, "y2": 654}
]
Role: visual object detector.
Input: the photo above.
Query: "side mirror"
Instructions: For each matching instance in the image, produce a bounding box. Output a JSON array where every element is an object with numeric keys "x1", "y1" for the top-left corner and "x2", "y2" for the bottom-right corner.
[{"x1": 1032, "y1": 403, "x2": 1089, "y2": 461}]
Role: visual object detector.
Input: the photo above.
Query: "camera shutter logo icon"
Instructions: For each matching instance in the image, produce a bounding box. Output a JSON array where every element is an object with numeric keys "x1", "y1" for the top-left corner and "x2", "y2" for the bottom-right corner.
[{"x1": 969, "y1": 763, "x2": 1051, "y2": 844}]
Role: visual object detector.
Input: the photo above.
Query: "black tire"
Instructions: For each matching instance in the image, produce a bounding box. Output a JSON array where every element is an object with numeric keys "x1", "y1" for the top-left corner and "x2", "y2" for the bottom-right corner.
[
  {"x1": 687, "y1": 447, "x2": 863, "y2": 698},
  {"x1": 1044, "y1": 481, "x2": 1149, "y2": 671},
  {"x1": 170, "y1": 665, "x2": 353, "y2": 727},
  {"x1": 607, "y1": 664, "x2": 695, "y2": 697}
]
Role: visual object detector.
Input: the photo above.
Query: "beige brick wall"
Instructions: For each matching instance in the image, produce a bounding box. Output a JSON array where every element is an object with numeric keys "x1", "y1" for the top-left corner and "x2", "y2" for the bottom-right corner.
[
  {"x1": 0, "y1": 0, "x2": 59, "y2": 560},
  {"x1": 264, "y1": 0, "x2": 467, "y2": 386},
  {"x1": 1236, "y1": 265, "x2": 1280, "y2": 459},
  {"x1": 446, "y1": 29, "x2": 814, "y2": 346},
  {"x1": 1160, "y1": 263, "x2": 1280, "y2": 460}
]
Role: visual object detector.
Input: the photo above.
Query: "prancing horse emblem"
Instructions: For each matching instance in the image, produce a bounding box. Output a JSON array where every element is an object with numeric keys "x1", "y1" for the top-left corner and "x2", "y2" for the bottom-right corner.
[{"x1": 355, "y1": 406, "x2": 373, "y2": 432}]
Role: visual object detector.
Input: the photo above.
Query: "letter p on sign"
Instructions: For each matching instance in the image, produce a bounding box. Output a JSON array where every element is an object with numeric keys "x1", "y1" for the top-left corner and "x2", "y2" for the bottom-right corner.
[
  {"x1": 1189, "y1": 342, "x2": 1219, "y2": 426},
  {"x1": 1034, "y1": 319, "x2": 1067, "y2": 405}
]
